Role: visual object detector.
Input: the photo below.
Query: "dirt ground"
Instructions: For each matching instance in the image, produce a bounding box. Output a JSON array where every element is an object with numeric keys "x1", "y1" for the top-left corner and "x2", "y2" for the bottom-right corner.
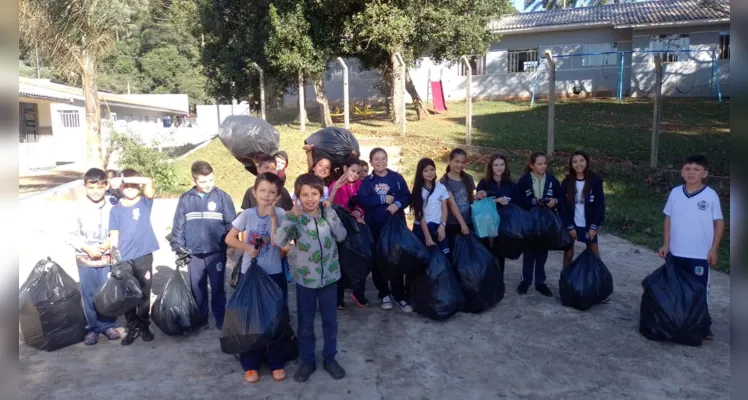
[
  {"x1": 18, "y1": 199, "x2": 730, "y2": 400},
  {"x1": 19, "y1": 167, "x2": 85, "y2": 199}
]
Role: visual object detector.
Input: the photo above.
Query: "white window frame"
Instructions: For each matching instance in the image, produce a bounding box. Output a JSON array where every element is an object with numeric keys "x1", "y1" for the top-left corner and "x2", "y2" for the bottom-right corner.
[
  {"x1": 58, "y1": 110, "x2": 81, "y2": 128},
  {"x1": 649, "y1": 34, "x2": 690, "y2": 63},
  {"x1": 718, "y1": 32, "x2": 729, "y2": 60},
  {"x1": 581, "y1": 43, "x2": 618, "y2": 66},
  {"x1": 507, "y1": 49, "x2": 538, "y2": 73},
  {"x1": 459, "y1": 55, "x2": 487, "y2": 76}
]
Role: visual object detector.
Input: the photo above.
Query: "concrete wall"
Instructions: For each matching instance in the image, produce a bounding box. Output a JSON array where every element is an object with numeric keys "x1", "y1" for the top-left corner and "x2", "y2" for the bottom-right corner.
[{"x1": 195, "y1": 103, "x2": 251, "y2": 132}]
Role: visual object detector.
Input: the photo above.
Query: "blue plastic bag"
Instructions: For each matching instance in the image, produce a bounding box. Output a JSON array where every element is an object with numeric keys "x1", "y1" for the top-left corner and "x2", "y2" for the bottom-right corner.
[{"x1": 471, "y1": 199, "x2": 500, "y2": 238}]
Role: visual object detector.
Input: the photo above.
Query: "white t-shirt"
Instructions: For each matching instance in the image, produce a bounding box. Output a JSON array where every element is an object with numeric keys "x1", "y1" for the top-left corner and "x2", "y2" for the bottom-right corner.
[
  {"x1": 663, "y1": 185, "x2": 723, "y2": 260},
  {"x1": 574, "y1": 180, "x2": 586, "y2": 228},
  {"x1": 417, "y1": 183, "x2": 450, "y2": 225}
]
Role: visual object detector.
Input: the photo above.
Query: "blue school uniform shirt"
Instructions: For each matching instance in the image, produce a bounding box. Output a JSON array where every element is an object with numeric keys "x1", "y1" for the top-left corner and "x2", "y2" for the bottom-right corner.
[
  {"x1": 109, "y1": 196, "x2": 160, "y2": 262},
  {"x1": 358, "y1": 169, "x2": 411, "y2": 223}
]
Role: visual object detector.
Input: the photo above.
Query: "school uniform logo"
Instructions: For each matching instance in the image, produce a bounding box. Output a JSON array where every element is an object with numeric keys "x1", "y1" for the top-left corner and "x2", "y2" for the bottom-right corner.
[
  {"x1": 374, "y1": 183, "x2": 391, "y2": 195},
  {"x1": 216, "y1": 262, "x2": 223, "y2": 272},
  {"x1": 132, "y1": 208, "x2": 140, "y2": 220},
  {"x1": 697, "y1": 200, "x2": 707, "y2": 211},
  {"x1": 208, "y1": 201, "x2": 217, "y2": 211},
  {"x1": 694, "y1": 266, "x2": 704, "y2": 276}
]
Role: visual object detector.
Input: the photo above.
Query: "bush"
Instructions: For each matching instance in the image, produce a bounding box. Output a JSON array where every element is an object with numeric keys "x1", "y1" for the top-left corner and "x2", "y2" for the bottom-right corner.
[{"x1": 108, "y1": 131, "x2": 180, "y2": 193}]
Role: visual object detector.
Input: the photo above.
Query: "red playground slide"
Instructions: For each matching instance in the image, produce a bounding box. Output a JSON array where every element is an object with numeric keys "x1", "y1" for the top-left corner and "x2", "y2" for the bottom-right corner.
[{"x1": 430, "y1": 81, "x2": 447, "y2": 113}]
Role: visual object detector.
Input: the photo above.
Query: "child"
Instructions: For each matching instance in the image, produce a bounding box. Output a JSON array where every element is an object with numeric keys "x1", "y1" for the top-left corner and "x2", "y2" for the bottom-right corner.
[
  {"x1": 105, "y1": 169, "x2": 121, "y2": 203},
  {"x1": 560, "y1": 151, "x2": 605, "y2": 266},
  {"x1": 275, "y1": 174, "x2": 348, "y2": 383},
  {"x1": 274, "y1": 151, "x2": 289, "y2": 185},
  {"x1": 65, "y1": 168, "x2": 120, "y2": 345},
  {"x1": 170, "y1": 161, "x2": 236, "y2": 329},
  {"x1": 358, "y1": 148, "x2": 413, "y2": 312},
  {"x1": 108, "y1": 168, "x2": 160, "y2": 345},
  {"x1": 303, "y1": 144, "x2": 334, "y2": 186},
  {"x1": 225, "y1": 173, "x2": 288, "y2": 383},
  {"x1": 658, "y1": 155, "x2": 724, "y2": 340},
  {"x1": 476, "y1": 153, "x2": 517, "y2": 277},
  {"x1": 241, "y1": 154, "x2": 294, "y2": 211},
  {"x1": 440, "y1": 149, "x2": 476, "y2": 248},
  {"x1": 410, "y1": 158, "x2": 450, "y2": 257},
  {"x1": 359, "y1": 160, "x2": 369, "y2": 181},
  {"x1": 516, "y1": 152, "x2": 561, "y2": 297},
  {"x1": 328, "y1": 159, "x2": 369, "y2": 309}
]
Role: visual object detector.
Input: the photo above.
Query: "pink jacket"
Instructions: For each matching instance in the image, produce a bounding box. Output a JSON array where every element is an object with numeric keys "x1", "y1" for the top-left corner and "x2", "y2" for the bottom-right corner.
[{"x1": 329, "y1": 180, "x2": 364, "y2": 217}]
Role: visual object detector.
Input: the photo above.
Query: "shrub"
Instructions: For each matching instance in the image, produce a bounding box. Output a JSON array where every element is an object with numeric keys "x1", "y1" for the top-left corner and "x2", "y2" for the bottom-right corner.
[{"x1": 107, "y1": 131, "x2": 180, "y2": 193}]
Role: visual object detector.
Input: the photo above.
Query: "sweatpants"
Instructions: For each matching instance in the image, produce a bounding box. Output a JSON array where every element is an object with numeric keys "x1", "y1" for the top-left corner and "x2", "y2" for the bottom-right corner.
[
  {"x1": 297, "y1": 282, "x2": 338, "y2": 365},
  {"x1": 671, "y1": 254, "x2": 712, "y2": 330},
  {"x1": 239, "y1": 272, "x2": 288, "y2": 371},
  {"x1": 78, "y1": 265, "x2": 117, "y2": 333},
  {"x1": 521, "y1": 248, "x2": 548, "y2": 287},
  {"x1": 188, "y1": 251, "x2": 226, "y2": 327},
  {"x1": 124, "y1": 253, "x2": 154, "y2": 330},
  {"x1": 369, "y1": 218, "x2": 406, "y2": 302}
]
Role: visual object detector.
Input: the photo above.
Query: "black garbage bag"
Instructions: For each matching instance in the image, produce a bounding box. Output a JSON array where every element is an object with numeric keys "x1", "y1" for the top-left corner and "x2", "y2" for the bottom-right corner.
[
  {"x1": 559, "y1": 249, "x2": 614, "y2": 311},
  {"x1": 94, "y1": 261, "x2": 143, "y2": 318},
  {"x1": 530, "y1": 206, "x2": 573, "y2": 250},
  {"x1": 220, "y1": 260, "x2": 289, "y2": 354},
  {"x1": 376, "y1": 216, "x2": 429, "y2": 280},
  {"x1": 639, "y1": 255, "x2": 709, "y2": 346},
  {"x1": 453, "y1": 235, "x2": 505, "y2": 313},
  {"x1": 19, "y1": 258, "x2": 87, "y2": 351},
  {"x1": 491, "y1": 237, "x2": 529, "y2": 260},
  {"x1": 412, "y1": 248, "x2": 465, "y2": 321},
  {"x1": 333, "y1": 205, "x2": 374, "y2": 286},
  {"x1": 218, "y1": 116, "x2": 280, "y2": 174},
  {"x1": 304, "y1": 127, "x2": 361, "y2": 165},
  {"x1": 498, "y1": 204, "x2": 535, "y2": 240},
  {"x1": 262, "y1": 323, "x2": 299, "y2": 365},
  {"x1": 151, "y1": 266, "x2": 202, "y2": 336}
]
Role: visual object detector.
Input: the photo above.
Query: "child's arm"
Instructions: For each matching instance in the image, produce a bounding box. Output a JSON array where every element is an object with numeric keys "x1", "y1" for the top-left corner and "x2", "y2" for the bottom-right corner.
[
  {"x1": 394, "y1": 174, "x2": 411, "y2": 210},
  {"x1": 591, "y1": 178, "x2": 605, "y2": 231},
  {"x1": 225, "y1": 227, "x2": 258, "y2": 256},
  {"x1": 304, "y1": 144, "x2": 314, "y2": 170},
  {"x1": 324, "y1": 204, "x2": 348, "y2": 242},
  {"x1": 420, "y1": 217, "x2": 435, "y2": 246},
  {"x1": 223, "y1": 194, "x2": 238, "y2": 239},
  {"x1": 170, "y1": 199, "x2": 187, "y2": 252},
  {"x1": 516, "y1": 176, "x2": 535, "y2": 209},
  {"x1": 708, "y1": 194, "x2": 725, "y2": 266},
  {"x1": 658, "y1": 216, "x2": 671, "y2": 258},
  {"x1": 447, "y1": 192, "x2": 470, "y2": 234},
  {"x1": 274, "y1": 212, "x2": 301, "y2": 248},
  {"x1": 121, "y1": 176, "x2": 154, "y2": 199}
]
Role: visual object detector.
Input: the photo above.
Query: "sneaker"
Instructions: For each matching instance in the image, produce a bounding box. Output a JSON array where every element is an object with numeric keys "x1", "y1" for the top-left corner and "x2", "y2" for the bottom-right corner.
[
  {"x1": 601, "y1": 296, "x2": 611, "y2": 304},
  {"x1": 704, "y1": 328, "x2": 714, "y2": 340},
  {"x1": 244, "y1": 370, "x2": 259, "y2": 383},
  {"x1": 294, "y1": 363, "x2": 316, "y2": 383},
  {"x1": 84, "y1": 332, "x2": 99, "y2": 345},
  {"x1": 323, "y1": 360, "x2": 346, "y2": 380},
  {"x1": 103, "y1": 328, "x2": 121, "y2": 341},
  {"x1": 337, "y1": 302, "x2": 345, "y2": 310},
  {"x1": 517, "y1": 282, "x2": 530, "y2": 295},
  {"x1": 351, "y1": 293, "x2": 369, "y2": 307},
  {"x1": 397, "y1": 300, "x2": 413, "y2": 313},
  {"x1": 380, "y1": 295, "x2": 393, "y2": 310},
  {"x1": 140, "y1": 326, "x2": 155, "y2": 342},
  {"x1": 121, "y1": 329, "x2": 139, "y2": 346},
  {"x1": 272, "y1": 369, "x2": 286, "y2": 382},
  {"x1": 535, "y1": 284, "x2": 553, "y2": 297}
]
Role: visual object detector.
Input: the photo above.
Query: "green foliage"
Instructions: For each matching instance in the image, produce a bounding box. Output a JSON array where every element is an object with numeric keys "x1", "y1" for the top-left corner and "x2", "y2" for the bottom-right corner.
[
  {"x1": 265, "y1": 3, "x2": 326, "y2": 78},
  {"x1": 110, "y1": 131, "x2": 180, "y2": 193}
]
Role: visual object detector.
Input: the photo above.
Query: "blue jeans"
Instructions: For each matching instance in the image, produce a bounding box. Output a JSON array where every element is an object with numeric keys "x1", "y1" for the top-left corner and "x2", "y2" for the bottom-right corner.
[
  {"x1": 78, "y1": 266, "x2": 117, "y2": 333},
  {"x1": 413, "y1": 222, "x2": 450, "y2": 255},
  {"x1": 239, "y1": 272, "x2": 288, "y2": 371},
  {"x1": 521, "y1": 248, "x2": 548, "y2": 287},
  {"x1": 188, "y1": 252, "x2": 226, "y2": 328},
  {"x1": 296, "y1": 282, "x2": 338, "y2": 365}
]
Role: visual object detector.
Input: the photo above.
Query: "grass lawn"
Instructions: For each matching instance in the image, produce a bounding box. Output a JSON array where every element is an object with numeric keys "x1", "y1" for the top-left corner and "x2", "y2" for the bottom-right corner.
[{"x1": 170, "y1": 98, "x2": 730, "y2": 272}]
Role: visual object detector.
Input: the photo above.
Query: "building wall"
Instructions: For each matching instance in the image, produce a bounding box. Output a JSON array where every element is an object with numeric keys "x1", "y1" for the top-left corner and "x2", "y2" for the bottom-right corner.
[{"x1": 195, "y1": 103, "x2": 251, "y2": 132}]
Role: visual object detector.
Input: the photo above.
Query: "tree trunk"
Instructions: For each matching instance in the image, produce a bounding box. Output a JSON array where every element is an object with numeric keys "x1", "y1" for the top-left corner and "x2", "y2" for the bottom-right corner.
[
  {"x1": 405, "y1": 70, "x2": 429, "y2": 120},
  {"x1": 313, "y1": 76, "x2": 333, "y2": 127},
  {"x1": 391, "y1": 53, "x2": 403, "y2": 125},
  {"x1": 81, "y1": 51, "x2": 103, "y2": 167}
]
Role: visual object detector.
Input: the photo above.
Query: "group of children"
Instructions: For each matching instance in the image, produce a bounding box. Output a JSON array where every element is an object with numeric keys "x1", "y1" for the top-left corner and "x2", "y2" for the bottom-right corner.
[{"x1": 66, "y1": 140, "x2": 724, "y2": 385}]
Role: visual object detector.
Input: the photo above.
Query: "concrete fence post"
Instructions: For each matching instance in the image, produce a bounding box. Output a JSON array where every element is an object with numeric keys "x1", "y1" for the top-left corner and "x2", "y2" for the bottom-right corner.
[
  {"x1": 336, "y1": 57, "x2": 350, "y2": 129},
  {"x1": 394, "y1": 53, "x2": 406, "y2": 136},
  {"x1": 545, "y1": 51, "x2": 556, "y2": 157},
  {"x1": 460, "y1": 56, "x2": 473, "y2": 146},
  {"x1": 250, "y1": 63, "x2": 265, "y2": 120},
  {"x1": 651, "y1": 54, "x2": 663, "y2": 168}
]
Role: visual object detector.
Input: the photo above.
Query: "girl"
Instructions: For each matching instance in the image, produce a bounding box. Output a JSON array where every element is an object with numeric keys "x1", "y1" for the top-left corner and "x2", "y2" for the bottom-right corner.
[
  {"x1": 359, "y1": 160, "x2": 369, "y2": 181},
  {"x1": 440, "y1": 149, "x2": 477, "y2": 248},
  {"x1": 516, "y1": 152, "x2": 562, "y2": 297},
  {"x1": 560, "y1": 151, "x2": 605, "y2": 266},
  {"x1": 328, "y1": 159, "x2": 369, "y2": 309},
  {"x1": 225, "y1": 173, "x2": 288, "y2": 384},
  {"x1": 299, "y1": 144, "x2": 332, "y2": 201},
  {"x1": 476, "y1": 153, "x2": 517, "y2": 277},
  {"x1": 275, "y1": 174, "x2": 348, "y2": 383},
  {"x1": 410, "y1": 158, "x2": 450, "y2": 257},
  {"x1": 358, "y1": 148, "x2": 413, "y2": 312}
]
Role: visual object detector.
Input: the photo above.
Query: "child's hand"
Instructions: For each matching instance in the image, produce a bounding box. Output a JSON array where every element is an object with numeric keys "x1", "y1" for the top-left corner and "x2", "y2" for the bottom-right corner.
[
  {"x1": 83, "y1": 246, "x2": 103, "y2": 260},
  {"x1": 386, "y1": 204, "x2": 399, "y2": 215},
  {"x1": 568, "y1": 229, "x2": 578, "y2": 241},
  {"x1": 246, "y1": 246, "x2": 259, "y2": 259},
  {"x1": 437, "y1": 225, "x2": 446, "y2": 241},
  {"x1": 385, "y1": 195, "x2": 395, "y2": 204},
  {"x1": 303, "y1": 144, "x2": 313, "y2": 153},
  {"x1": 460, "y1": 223, "x2": 469, "y2": 235},
  {"x1": 657, "y1": 245, "x2": 668, "y2": 258},
  {"x1": 497, "y1": 197, "x2": 509, "y2": 206},
  {"x1": 545, "y1": 198, "x2": 557, "y2": 208},
  {"x1": 475, "y1": 190, "x2": 487, "y2": 200},
  {"x1": 708, "y1": 248, "x2": 718, "y2": 266},
  {"x1": 587, "y1": 229, "x2": 597, "y2": 241},
  {"x1": 322, "y1": 200, "x2": 332, "y2": 209},
  {"x1": 425, "y1": 235, "x2": 436, "y2": 247},
  {"x1": 333, "y1": 174, "x2": 346, "y2": 191},
  {"x1": 352, "y1": 209, "x2": 362, "y2": 220},
  {"x1": 291, "y1": 204, "x2": 304, "y2": 217},
  {"x1": 356, "y1": 217, "x2": 366, "y2": 225}
]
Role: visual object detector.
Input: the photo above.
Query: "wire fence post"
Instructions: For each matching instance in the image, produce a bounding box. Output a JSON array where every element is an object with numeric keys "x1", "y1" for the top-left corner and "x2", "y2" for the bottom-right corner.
[
  {"x1": 394, "y1": 53, "x2": 406, "y2": 136},
  {"x1": 250, "y1": 63, "x2": 265, "y2": 120},
  {"x1": 651, "y1": 54, "x2": 662, "y2": 168},
  {"x1": 298, "y1": 72, "x2": 306, "y2": 133},
  {"x1": 336, "y1": 57, "x2": 350, "y2": 129},
  {"x1": 545, "y1": 51, "x2": 556, "y2": 157},
  {"x1": 617, "y1": 52, "x2": 624, "y2": 103},
  {"x1": 460, "y1": 55, "x2": 473, "y2": 146}
]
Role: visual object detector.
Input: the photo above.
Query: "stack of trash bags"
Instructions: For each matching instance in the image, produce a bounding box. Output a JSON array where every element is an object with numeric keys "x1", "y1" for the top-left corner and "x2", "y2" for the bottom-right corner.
[
  {"x1": 304, "y1": 127, "x2": 361, "y2": 165},
  {"x1": 492, "y1": 204, "x2": 534, "y2": 260},
  {"x1": 218, "y1": 116, "x2": 280, "y2": 174},
  {"x1": 151, "y1": 248, "x2": 203, "y2": 336},
  {"x1": 559, "y1": 249, "x2": 614, "y2": 311},
  {"x1": 639, "y1": 255, "x2": 710, "y2": 346},
  {"x1": 333, "y1": 205, "x2": 374, "y2": 287},
  {"x1": 411, "y1": 248, "x2": 464, "y2": 321},
  {"x1": 529, "y1": 206, "x2": 574, "y2": 251},
  {"x1": 19, "y1": 258, "x2": 87, "y2": 351},
  {"x1": 376, "y1": 217, "x2": 429, "y2": 280},
  {"x1": 452, "y1": 235, "x2": 505, "y2": 313}
]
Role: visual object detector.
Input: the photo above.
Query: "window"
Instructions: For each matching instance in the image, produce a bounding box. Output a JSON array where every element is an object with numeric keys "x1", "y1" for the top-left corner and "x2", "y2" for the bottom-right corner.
[
  {"x1": 459, "y1": 55, "x2": 486, "y2": 76},
  {"x1": 649, "y1": 34, "x2": 690, "y2": 63},
  {"x1": 719, "y1": 32, "x2": 730, "y2": 60},
  {"x1": 507, "y1": 49, "x2": 538, "y2": 73},
  {"x1": 19, "y1": 102, "x2": 38, "y2": 143},
  {"x1": 124, "y1": 115, "x2": 132, "y2": 123},
  {"x1": 144, "y1": 115, "x2": 150, "y2": 123},
  {"x1": 581, "y1": 43, "x2": 618, "y2": 66},
  {"x1": 58, "y1": 110, "x2": 81, "y2": 128}
]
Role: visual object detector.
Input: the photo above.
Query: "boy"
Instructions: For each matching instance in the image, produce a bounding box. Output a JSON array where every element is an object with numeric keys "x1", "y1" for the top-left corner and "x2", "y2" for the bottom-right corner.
[
  {"x1": 359, "y1": 160, "x2": 369, "y2": 181},
  {"x1": 658, "y1": 155, "x2": 724, "y2": 339},
  {"x1": 171, "y1": 161, "x2": 236, "y2": 329},
  {"x1": 105, "y1": 169, "x2": 121, "y2": 203},
  {"x1": 65, "y1": 168, "x2": 121, "y2": 345},
  {"x1": 241, "y1": 154, "x2": 294, "y2": 211},
  {"x1": 109, "y1": 168, "x2": 160, "y2": 345}
]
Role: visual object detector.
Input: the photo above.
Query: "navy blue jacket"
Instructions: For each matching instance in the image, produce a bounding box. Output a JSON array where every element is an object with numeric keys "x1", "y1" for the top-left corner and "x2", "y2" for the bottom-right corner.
[
  {"x1": 358, "y1": 169, "x2": 411, "y2": 223},
  {"x1": 170, "y1": 187, "x2": 237, "y2": 254},
  {"x1": 476, "y1": 178, "x2": 518, "y2": 207},
  {"x1": 516, "y1": 172, "x2": 563, "y2": 212},
  {"x1": 560, "y1": 174, "x2": 605, "y2": 231}
]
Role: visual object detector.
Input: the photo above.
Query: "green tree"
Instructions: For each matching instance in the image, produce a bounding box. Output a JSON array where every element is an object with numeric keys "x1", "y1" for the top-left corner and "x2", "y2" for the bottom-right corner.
[{"x1": 19, "y1": 0, "x2": 145, "y2": 166}]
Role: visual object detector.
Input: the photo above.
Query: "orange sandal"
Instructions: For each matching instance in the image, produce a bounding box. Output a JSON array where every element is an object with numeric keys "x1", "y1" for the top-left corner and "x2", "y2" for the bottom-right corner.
[
  {"x1": 272, "y1": 369, "x2": 286, "y2": 381},
  {"x1": 244, "y1": 370, "x2": 259, "y2": 383}
]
